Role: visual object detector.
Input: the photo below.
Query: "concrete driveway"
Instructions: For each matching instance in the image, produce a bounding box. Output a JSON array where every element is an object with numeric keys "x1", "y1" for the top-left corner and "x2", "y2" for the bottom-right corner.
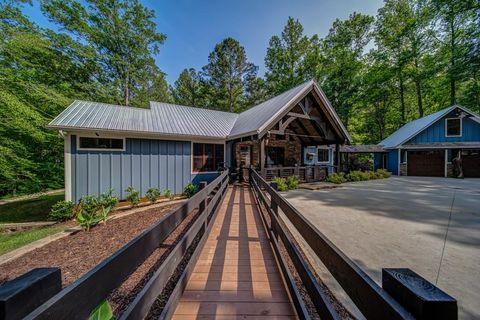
[{"x1": 282, "y1": 177, "x2": 480, "y2": 320}]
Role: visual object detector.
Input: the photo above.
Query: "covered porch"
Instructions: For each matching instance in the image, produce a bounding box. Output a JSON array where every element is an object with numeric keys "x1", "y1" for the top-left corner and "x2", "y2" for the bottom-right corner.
[{"x1": 226, "y1": 83, "x2": 351, "y2": 182}]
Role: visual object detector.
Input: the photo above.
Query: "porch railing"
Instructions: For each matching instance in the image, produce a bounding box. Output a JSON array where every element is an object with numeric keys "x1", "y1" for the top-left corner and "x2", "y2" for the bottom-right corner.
[{"x1": 262, "y1": 165, "x2": 328, "y2": 182}]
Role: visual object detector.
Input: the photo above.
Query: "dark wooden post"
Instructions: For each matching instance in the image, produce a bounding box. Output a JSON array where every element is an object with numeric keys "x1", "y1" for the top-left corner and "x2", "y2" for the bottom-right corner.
[
  {"x1": 198, "y1": 181, "x2": 208, "y2": 214},
  {"x1": 335, "y1": 143, "x2": 341, "y2": 173},
  {"x1": 382, "y1": 268, "x2": 457, "y2": 320},
  {"x1": 0, "y1": 268, "x2": 61, "y2": 320},
  {"x1": 269, "y1": 182, "x2": 279, "y2": 239},
  {"x1": 259, "y1": 138, "x2": 265, "y2": 178}
]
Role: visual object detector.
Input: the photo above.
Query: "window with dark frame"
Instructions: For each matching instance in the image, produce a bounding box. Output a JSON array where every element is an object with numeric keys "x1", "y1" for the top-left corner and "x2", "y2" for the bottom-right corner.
[
  {"x1": 79, "y1": 137, "x2": 124, "y2": 150},
  {"x1": 317, "y1": 149, "x2": 329, "y2": 162},
  {"x1": 192, "y1": 143, "x2": 224, "y2": 172},
  {"x1": 446, "y1": 118, "x2": 461, "y2": 137},
  {"x1": 266, "y1": 147, "x2": 285, "y2": 166}
]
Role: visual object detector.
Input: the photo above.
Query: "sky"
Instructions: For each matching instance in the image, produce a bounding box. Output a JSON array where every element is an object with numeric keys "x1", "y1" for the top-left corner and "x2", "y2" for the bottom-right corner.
[{"x1": 23, "y1": 0, "x2": 384, "y2": 85}]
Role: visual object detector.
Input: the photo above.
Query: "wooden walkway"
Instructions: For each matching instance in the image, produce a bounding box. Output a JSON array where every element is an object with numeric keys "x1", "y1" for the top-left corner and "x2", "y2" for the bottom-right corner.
[{"x1": 172, "y1": 184, "x2": 297, "y2": 319}]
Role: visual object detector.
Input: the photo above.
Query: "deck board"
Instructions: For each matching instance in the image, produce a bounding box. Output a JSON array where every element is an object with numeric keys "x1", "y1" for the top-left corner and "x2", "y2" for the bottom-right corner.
[{"x1": 172, "y1": 185, "x2": 297, "y2": 319}]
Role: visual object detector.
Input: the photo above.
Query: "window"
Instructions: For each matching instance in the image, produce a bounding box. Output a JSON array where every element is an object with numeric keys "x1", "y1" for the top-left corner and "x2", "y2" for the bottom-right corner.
[
  {"x1": 192, "y1": 143, "x2": 224, "y2": 172},
  {"x1": 266, "y1": 147, "x2": 285, "y2": 166},
  {"x1": 78, "y1": 137, "x2": 124, "y2": 150},
  {"x1": 446, "y1": 118, "x2": 461, "y2": 137},
  {"x1": 317, "y1": 149, "x2": 329, "y2": 163}
]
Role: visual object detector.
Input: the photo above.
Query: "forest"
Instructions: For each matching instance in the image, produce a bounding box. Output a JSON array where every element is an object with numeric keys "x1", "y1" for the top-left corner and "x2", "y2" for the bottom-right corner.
[{"x1": 0, "y1": 0, "x2": 478, "y2": 197}]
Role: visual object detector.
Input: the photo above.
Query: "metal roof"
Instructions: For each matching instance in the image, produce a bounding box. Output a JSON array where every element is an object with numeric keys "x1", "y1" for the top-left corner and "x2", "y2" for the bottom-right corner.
[
  {"x1": 229, "y1": 81, "x2": 313, "y2": 138},
  {"x1": 48, "y1": 80, "x2": 351, "y2": 142},
  {"x1": 340, "y1": 145, "x2": 386, "y2": 153},
  {"x1": 48, "y1": 100, "x2": 238, "y2": 139},
  {"x1": 379, "y1": 106, "x2": 458, "y2": 149}
]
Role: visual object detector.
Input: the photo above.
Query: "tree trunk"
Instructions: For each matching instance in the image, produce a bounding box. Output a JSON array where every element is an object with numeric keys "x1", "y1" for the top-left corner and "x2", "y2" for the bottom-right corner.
[
  {"x1": 125, "y1": 70, "x2": 130, "y2": 106},
  {"x1": 399, "y1": 72, "x2": 406, "y2": 124},
  {"x1": 449, "y1": 8, "x2": 456, "y2": 105},
  {"x1": 414, "y1": 59, "x2": 424, "y2": 117}
]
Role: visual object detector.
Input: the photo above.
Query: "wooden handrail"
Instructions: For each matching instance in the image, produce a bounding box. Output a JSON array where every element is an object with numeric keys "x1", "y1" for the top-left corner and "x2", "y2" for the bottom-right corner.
[
  {"x1": 25, "y1": 170, "x2": 229, "y2": 320},
  {"x1": 250, "y1": 169, "x2": 413, "y2": 320}
]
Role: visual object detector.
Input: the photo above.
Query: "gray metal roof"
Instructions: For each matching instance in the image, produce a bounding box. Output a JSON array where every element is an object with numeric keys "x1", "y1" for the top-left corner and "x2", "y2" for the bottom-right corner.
[
  {"x1": 48, "y1": 80, "x2": 351, "y2": 142},
  {"x1": 379, "y1": 105, "x2": 480, "y2": 149},
  {"x1": 229, "y1": 81, "x2": 313, "y2": 138},
  {"x1": 49, "y1": 100, "x2": 238, "y2": 139}
]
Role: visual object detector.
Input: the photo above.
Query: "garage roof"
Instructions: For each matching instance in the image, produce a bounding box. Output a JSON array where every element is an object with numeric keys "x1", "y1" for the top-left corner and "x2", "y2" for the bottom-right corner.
[{"x1": 379, "y1": 105, "x2": 480, "y2": 149}]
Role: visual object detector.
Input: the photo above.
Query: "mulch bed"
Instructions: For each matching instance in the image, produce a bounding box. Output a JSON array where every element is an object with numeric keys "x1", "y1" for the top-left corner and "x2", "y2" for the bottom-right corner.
[{"x1": 0, "y1": 203, "x2": 180, "y2": 286}]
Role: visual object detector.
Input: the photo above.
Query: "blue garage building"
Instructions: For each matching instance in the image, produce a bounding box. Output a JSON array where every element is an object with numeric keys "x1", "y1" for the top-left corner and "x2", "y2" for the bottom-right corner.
[{"x1": 374, "y1": 105, "x2": 480, "y2": 177}]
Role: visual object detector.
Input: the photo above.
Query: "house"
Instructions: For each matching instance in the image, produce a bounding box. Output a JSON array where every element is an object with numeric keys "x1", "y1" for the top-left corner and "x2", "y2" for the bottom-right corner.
[
  {"x1": 373, "y1": 105, "x2": 480, "y2": 177},
  {"x1": 48, "y1": 80, "x2": 351, "y2": 202}
]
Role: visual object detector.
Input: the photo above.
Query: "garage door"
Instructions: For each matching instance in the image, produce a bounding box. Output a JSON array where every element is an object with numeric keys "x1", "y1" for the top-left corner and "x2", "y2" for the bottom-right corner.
[
  {"x1": 462, "y1": 150, "x2": 480, "y2": 178},
  {"x1": 408, "y1": 150, "x2": 445, "y2": 177}
]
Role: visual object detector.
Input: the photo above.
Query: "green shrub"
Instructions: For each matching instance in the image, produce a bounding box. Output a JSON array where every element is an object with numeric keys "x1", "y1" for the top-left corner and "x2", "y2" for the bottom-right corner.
[
  {"x1": 77, "y1": 195, "x2": 102, "y2": 231},
  {"x1": 286, "y1": 176, "x2": 299, "y2": 190},
  {"x1": 345, "y1": 170, "x2": 369, "y2": 182},
  {"x1": 183, "y1": 183, "x2": 198, "y2": 198},
  {"x1": 376, "y1": 169, "x2": 391, "y2": 178},
  {"x1": 272, "y1": 177, "x2": 288, "y2": 191},
  {"x1": 48, "y1": 200, "x2": 75, "y2": 221},
  {"x1": 326, "y1": 172, "x2": 347, "y2": 184},
  {"x1": 125, "y1": 186, "x2": 140, "y2": 207},
  {"x1": 164, "y1": 189, "x2": 174, "y2": 200},
  {"x1": 98, "y1": 189, "x2": 119, "y2": 209},
  {"x1": 145, "y1": 188, "x2": 161, "y2": 204}
]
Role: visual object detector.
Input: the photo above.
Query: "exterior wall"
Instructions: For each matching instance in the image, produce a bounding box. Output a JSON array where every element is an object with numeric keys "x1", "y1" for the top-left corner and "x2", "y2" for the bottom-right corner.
[
  {"x1": 303, "y1": 146, "x2": 334, "y2": 175},
  {"x1": 387, "y1": 150, "x2": 399, "y2": 175},
  {"x1": 373, "y1": 153, "x2": 383, "y2": 171},
  {"x1": 70, "y1": 135, "x2": 216, "y2": 203},
  {"x1": 407, "y1": 116, "x2": 480, "y2": 144}
]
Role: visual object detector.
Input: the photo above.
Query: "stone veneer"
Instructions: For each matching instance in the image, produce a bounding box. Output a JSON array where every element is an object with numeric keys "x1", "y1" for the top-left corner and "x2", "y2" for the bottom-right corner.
[
  {"x1": 400, "y1": 163, "x2": 407, "y2": 176},
  {"x1": 234, "y1": 134, "x2": 303, "y2": 168}
]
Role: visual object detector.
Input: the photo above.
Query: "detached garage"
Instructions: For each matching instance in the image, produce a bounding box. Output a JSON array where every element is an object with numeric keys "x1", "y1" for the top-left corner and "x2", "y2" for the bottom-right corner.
[{"x1": 374, "y1": 105, "x2": 480, "y2": 178}]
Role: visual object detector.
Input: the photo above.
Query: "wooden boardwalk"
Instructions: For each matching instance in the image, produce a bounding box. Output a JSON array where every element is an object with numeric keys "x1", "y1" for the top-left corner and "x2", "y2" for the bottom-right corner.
[{"x1": 172, "y1": 184, "x2": 297, "y2": 319}]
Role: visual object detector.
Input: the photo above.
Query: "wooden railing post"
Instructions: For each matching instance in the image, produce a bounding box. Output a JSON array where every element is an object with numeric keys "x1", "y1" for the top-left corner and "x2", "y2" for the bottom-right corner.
[
  {"x1": 0, "y1": 268, "x2": 61, "y2": 320},
  {"x1": 198, "y1": 181, "x2": 208, "y2": 228},
  {"x1": 269, "y1": 182, "x2": 279, "y2": 239},
  {"x1": 382, "y1": 268, "x2": 457, "y2": 320}
]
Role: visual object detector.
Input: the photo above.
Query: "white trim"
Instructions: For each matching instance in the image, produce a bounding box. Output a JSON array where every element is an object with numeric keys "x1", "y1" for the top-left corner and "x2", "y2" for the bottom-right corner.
[
  {"x1": 51, "y1": 127, "x2": 228, "y2": 143},
  {"x1": 190, "y1": 141, "x2": 226, "y2": 175},
  {"x1": 64, "y1": 133, "x2": 72, "y2": 201},
  {"x1": 445, "y1": 117, "x2": 462, "y2": 137},
  {"x1": 397, "y1": 149, "x2": 401, "y2": 176},
  {"x1": 444, "y1": 149, "x2": 448, "y2": 177},
  {"x1": 77, "y1": 135, "x2": 126, "y2": 152}
]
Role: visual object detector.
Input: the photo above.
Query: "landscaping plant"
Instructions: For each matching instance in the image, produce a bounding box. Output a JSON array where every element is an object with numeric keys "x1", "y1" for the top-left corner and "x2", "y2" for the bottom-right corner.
[
  {"x1": 97, "y1": 189, "x2": 118, "y2": 224},
  {"x1": 48, "y1": 200, "x2": 75, "y2": 221},
  {"x1": 272, "y1": 177, "x2": 289, "y2": 191},
  {"x1": 125, "y1": 186, "x2": 140, "y2": 207},
  {"x1": 163, "y1": 189, "x2": 174, "y2": 200},
  {"x1": 146, "y1": 187, "x2": 161, "y2": 204},
  {"x1": 326, "y1": 172, "x2": 348, "y2": 184},
  {"x1": 183, "y1": 183, "x2": 198, "y2": 198},
  {"x1": 77, "y1": 195, "x2": 102, "y2": 231},
  {"x1": 286, "y1": 176, "x2": 299, "y2": 190}
]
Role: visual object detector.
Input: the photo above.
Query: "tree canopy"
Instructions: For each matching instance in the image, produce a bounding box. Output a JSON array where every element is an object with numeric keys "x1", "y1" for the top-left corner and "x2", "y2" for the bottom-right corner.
[{"x1": 0, "y1": 0, "x2": 478, "y2": 197}]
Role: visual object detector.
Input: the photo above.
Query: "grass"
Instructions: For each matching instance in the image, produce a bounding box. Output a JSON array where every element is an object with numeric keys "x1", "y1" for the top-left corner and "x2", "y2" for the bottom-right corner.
[
  {"x1": 0, "y1": 226, "x2": 65, "y2": 255},
  {"x1": 0, "y1": 192, "x2": 65, "y2": 223}
]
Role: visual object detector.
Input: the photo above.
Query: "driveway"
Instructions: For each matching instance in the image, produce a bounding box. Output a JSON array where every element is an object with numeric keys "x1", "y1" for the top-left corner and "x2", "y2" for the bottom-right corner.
[{"x1": 282, "y1": 177, "x2": 480, "y2": 320}]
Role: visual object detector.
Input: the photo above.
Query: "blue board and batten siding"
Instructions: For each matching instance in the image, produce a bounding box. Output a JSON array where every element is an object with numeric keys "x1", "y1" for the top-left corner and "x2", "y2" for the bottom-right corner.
[
  {"x1": 407, "y1": 116, "x2": 480, "y2": 144},
  {"x1": 70, "y1": 135, "x2": 218, "y2": 203}
]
